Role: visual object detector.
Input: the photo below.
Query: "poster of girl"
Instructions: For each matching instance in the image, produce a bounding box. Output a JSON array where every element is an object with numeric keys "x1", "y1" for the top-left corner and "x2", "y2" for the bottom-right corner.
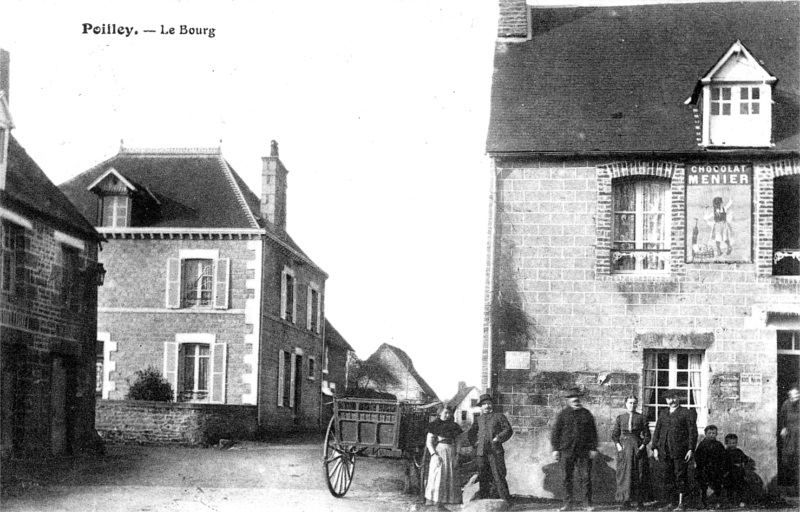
[{"x1": 704, "y1": 196, "x2": 733, "y2": 256}]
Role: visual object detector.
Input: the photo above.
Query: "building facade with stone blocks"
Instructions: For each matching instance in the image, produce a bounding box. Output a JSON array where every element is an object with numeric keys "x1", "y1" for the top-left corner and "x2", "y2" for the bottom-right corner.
[
  {"x1": 484, "y1": 1, "x2": 799, "y2": 499},
  {"x1": 1, "y1": 49, "x2": 104, "y2": 458},
  {"x1": 59, "y1": 141, "x2": 328, "y2": 434}
]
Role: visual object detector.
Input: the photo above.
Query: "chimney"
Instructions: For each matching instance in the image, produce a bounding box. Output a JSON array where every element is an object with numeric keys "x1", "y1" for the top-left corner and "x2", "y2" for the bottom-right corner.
[
  {"x1": 458, "y1": 381, "x2": 466, "y2": 391},
  {"x1": 498, "y1": 0, "x2": 529, "y2": 39},
  {"x1": 261, "y1": 140, "x2": 288, "y2": 231},
  {"x1": 0, "y1": 49, "x2": 13, "y2": 191}
]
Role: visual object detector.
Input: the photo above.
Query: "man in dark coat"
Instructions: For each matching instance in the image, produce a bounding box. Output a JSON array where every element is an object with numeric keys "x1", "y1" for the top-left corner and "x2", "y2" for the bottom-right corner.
[
  {"x1": 651, "y1": 389, "x2": 698, "y2": 511},
  {"x1": 551, "y1": 387, "x2": 598, "y2": 512},
  {"x1": 467, "y1": 393, "x2": 513, "y2": 504}
]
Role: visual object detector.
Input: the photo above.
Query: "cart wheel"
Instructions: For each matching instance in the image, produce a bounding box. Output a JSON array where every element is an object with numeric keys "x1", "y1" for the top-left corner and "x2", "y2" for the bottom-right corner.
[{"x1": 322, "y1": 416, "x2": 355, "y2": 498}]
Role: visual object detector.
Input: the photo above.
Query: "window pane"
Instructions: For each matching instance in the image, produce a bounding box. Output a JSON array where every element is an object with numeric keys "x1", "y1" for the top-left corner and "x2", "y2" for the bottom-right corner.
[
  {"x1": 740, "y1": 87, "x2": 749, "y2": 100},
  {"x1": 677, "y1": 353, "x2": 689, "y2": 369},
  {"x1": 657, "y1": 370, "x2": 669, "y2": 387},
  {"x1": 198, "y1": 356, "x2": 208, "y2": 391},
  {"x1": 643, "y1": 214, "x2": 665, "y2": 242},
  {"x1": 657, "y1": 353, "x2": 670, "y2": 369},
  {"x1": 722, "y1": 88, "x2": 731, "y2": 100},
  {"x1": 711, "y1": 88, "x2": 720, "y2": 100},
  {"x1": 740, "y1": 103, "x2": 749, "y2": 115},
  {"x1": 722, "y1": 104, "x2": 731, "y2": 115},
  {"x1": 102, "y1": 198, "x2": 115, "y2": 226},
  {"x1": 711, "y1": 103, "x2": 720, "y2": 115},
  {"x1": 183, "y1": 347, "x2": 195, "y2": 392},
  {"x1": 752, "y1": 103, "x2": 759, "y2": 115},
  {"x1": 613, "y1": 182, "x2": 636, "y2": 211},
  {"x1": 751, "y1": 87, "x2": 760, "y2": 100},
  {"x1": 677, "y1": 371, "x2": 688, "y2": 387},
  {"x1": 614, "y1": 214, "x2": 635, "y2": 241}
]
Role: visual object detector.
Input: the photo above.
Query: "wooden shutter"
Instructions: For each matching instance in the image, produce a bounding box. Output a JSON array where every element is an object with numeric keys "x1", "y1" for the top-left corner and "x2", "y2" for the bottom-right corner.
[
  {"x1": 277, "y1": 350, "x2": 285, "y2": 406},
  {"x1": 213, "y1": 258, "x2": 230, "y2": 309},
  {"x1": 289, "y1": 352, "x2": 297, "y2": 408},
  {"x1": 210, "y1": 342, "x2": 227, "y2": 403},
  {"x1": 166, "y1": 258, "x2": 181, "y2": 308},
  {"x1": 163, "y1": 342, "x2": 178, "y2": 401}
]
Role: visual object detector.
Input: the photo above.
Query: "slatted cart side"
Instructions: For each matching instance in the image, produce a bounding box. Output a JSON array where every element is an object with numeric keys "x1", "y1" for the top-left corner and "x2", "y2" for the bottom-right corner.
[{"x1": 333, "y1": 398, "x2": 401, "y2": 451}]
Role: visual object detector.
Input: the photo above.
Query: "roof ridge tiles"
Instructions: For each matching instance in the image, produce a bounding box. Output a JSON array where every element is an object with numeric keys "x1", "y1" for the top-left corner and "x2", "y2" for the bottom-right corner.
[
  {"x1": 119, "y1": 146, "x2": 221, "y2": 155},
  {"x1": 213, "y1": 155, "x2": 260, "y2": 229}
]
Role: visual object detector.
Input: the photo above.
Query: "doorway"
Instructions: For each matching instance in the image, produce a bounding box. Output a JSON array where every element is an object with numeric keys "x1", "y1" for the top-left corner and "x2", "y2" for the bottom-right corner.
[{"x1": 777, "y1": 330, "x2": 799, "y2": 487}]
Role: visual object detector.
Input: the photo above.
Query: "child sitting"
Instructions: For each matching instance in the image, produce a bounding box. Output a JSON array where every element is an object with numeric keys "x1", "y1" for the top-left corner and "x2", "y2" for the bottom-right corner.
[
  {"x1": 695, "y1": 425, "x2": 726, "y2": 509},
  {"x1": 723, "y1": 433, "x2": 755, "y2": 508}
]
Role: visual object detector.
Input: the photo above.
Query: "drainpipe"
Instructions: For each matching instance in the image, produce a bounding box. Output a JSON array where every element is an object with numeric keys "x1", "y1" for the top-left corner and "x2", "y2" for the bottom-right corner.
[{"x1": 485, "y1": 157, "x2": 499, "y2": 393}]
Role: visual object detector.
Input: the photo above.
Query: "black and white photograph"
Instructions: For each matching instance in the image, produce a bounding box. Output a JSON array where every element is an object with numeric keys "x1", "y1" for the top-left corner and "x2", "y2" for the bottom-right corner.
[{"x1": 1, "y1": 1, "x2": 798, "y2": 511}]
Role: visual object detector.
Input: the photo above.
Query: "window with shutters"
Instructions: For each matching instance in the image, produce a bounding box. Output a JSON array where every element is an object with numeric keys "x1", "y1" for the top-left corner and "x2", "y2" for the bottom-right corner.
[
  {"x1": 1, "y1": 221, "x2": 26, "y2": 296},
  {"x1": 281, "y1": 267, "x2": 296, "y2": 323},
  {"x1": 307, "y1": 283, "x2": 321, "y2": 333},
  {"x1": 165, "y1": 251, "x2": 230, "y2": 309},
  {"x1": 164, "y1": 334, "x2": 226, "y2": 403},
  {"x1": 179, "y1": 343, "x2": 210, "y2": 402}
]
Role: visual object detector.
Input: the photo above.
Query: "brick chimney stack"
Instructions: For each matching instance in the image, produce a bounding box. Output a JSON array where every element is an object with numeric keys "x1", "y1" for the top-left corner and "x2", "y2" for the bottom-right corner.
[
  {"x1": 261, "y1": 140, "x2": 288, "y2": 231},
  {"x1": 0, "y1": 49, "x2": 13, "y2": 191},
  {"x1": 498, "y1": 0, "x2": 529, "y2": 39}
]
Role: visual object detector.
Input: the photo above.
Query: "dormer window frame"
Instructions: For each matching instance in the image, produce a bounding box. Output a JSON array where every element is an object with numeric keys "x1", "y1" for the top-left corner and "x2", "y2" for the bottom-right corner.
[
  {"x1": 698, "y1": 41, "x2": 777, "y2": 148},
  {"x1": 99, "y1": 194, "x2": 131, "y2": 228},
  {"x1": 87, "y1": 167, "x2": 160, "y2": 228}
]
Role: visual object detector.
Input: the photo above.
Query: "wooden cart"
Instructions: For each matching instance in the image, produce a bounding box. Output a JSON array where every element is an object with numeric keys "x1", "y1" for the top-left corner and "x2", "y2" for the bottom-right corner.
[{"x1": 322, "y1": 397, "x2": 430, "y2": 497}]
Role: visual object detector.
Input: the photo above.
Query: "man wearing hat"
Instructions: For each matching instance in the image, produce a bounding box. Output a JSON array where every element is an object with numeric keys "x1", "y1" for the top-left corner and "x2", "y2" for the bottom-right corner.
[
  {"x1": 651, "y1": 389, "x2": 698, "y2": 511},
  {"x1": 551, "y1": 387, "x2": 598, "y2": 512},
  {"x1": 467, "y1": 393, "x2": 513, "y2": 504}
]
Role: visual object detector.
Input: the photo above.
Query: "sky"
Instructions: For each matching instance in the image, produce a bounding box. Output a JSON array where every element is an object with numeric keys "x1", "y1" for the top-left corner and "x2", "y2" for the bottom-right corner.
[{"x1": 0, "y1": 0, "x2": 499, "y2": 401}]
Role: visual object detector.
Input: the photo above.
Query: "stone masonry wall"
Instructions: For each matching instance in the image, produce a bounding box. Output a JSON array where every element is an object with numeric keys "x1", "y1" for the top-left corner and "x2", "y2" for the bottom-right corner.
[
  {"x1": 1, "y1": 216, "x2": 98, "y2": 459},
  {"x1": 488, "y1": 157, "x2": 800, "y2": 500},
  {"x1": 96, "y1": 400, "x2": 257, "y2": 445}
]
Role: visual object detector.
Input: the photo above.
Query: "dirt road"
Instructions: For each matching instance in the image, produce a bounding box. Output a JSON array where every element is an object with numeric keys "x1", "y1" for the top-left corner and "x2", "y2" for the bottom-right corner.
[{"x1": 1, "y1": 439, "x2": 421, "y2": 512}]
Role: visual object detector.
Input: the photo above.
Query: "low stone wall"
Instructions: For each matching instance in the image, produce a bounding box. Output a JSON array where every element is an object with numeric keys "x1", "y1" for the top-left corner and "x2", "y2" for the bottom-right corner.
[{"x1": 96, "y1": 400, "x2": 258, "y2": 446}]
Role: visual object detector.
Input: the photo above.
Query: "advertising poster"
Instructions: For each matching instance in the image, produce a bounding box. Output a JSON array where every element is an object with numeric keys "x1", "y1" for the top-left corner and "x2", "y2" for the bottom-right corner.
[{"x1": 686, "y1": 163, "x2": 753, "y2": 263}]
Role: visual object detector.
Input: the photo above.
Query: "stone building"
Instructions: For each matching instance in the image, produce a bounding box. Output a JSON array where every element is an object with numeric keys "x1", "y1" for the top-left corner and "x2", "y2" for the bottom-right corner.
[
  {"x1": 1, "y1": 49, "x2": 104, "y2": 458},
  {"x1": 448, "y1": 382, "x2": 480, "y2": 429},
  {"x1": 484, "y1": 1, "x2": 799, "y2": 499},
  {"x1": 59, "y1": 141, "x2": 328, "y2": 434},
  {"x1": 322, "y1": 319, "x2": 354, "y2": 398}
]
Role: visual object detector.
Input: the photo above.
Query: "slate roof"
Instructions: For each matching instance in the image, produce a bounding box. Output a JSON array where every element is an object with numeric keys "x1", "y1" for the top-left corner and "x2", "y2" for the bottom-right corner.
[
  {"x1": 3, "y1": 134, "x2": 100, "y2": 241},
  {"x1": 325, "y1": 320, "x2": 354, "y2": 352},
  {"x1": 59, "y1": 147, "x2": 261, "y2": 229},
  {"x1": 487, "y1": 1, "x2": 800, "y2": 155},
  {"x1": 58, "y1": 146, "x2": 319, "y2": 267},
  {"x1": 369, "y1": 343, "x2": 439, "y2": 401}
]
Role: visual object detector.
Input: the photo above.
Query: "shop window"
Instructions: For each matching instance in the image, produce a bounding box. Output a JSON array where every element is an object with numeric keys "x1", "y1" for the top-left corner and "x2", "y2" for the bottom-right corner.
[
  {"x1": 643, "y1": 351, "x2": 704, "y2": 426},
  {"x1": 773, "y1": 175, "x2": 800, "y2": 276},
  {"x1": 612, "y1": 177, "x2": 671, "y2": 273}
]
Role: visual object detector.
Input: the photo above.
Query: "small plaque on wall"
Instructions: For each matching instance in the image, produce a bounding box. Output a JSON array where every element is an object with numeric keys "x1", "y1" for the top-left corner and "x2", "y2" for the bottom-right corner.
[
  {"x1": 505, "y1": 351, "x2": 530, "y2": 370},
  {"x1": 739, "y1": 373, "x2": 762, "y2": 403}
]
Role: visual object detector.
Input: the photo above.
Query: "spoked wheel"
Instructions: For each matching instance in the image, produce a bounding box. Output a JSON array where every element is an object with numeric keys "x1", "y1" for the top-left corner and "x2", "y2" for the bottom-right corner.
[{"x1": 322, "y1": 416, "x2": 355, "y2": 497}]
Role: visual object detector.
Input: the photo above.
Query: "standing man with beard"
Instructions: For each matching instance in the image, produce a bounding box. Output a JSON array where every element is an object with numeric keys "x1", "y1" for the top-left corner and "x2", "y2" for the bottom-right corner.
[
  {"x1": 467, "y1": 393, "x2": 513, "y2": 505},
  {"x1": 651, "y1": 389, "x2": 698, "y2": 511},
  {"x1": 551, "y1": 387, "x2": 599, "y2": 512}
]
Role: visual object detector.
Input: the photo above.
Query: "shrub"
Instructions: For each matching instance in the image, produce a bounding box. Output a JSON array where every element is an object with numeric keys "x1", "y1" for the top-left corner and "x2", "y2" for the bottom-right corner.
[{"x1": 126, "y1": 366, "x2": 173, "y2": 402}]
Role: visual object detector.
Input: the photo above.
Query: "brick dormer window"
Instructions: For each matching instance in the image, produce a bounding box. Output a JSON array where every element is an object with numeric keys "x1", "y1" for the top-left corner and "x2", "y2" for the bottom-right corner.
[{"x1": 698, "y1": 41, "x2": 776, "y2": 147}]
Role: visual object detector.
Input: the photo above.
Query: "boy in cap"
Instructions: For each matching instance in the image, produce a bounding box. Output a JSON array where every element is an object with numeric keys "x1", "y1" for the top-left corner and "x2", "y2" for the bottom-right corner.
[
  {"x1": 651, "y1": 389, "x2": 698, "y2": 511},
  {"x1": 551, "y1": 387, "x2": 598, "y2": 511},
  {"x1": 695, "y1": 425, "x2": 725, "y2": 509},
  {"x1": 467, "y1": 393, "x2": 513, "y2": 505}
]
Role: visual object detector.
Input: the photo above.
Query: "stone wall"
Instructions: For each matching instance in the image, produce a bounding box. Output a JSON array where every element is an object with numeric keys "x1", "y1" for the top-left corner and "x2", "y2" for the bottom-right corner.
[
  {"x1": 96, "y1": 400, "x2": 258, "y2": 445},
  {"x1": 486, "y1": 156, "x2": 800, "y2": 499}
]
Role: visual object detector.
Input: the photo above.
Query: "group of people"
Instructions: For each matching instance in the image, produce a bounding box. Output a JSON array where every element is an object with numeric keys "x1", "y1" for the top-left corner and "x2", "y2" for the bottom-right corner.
[{"x1": 421, "y1": 384, "x2": 800, "y2": 511}]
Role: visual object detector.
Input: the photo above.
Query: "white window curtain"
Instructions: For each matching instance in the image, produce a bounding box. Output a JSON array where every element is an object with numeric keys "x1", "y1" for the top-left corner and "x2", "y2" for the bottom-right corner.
[{"x1": 688, "y1": 353, "x2": 702, "y2": 408}]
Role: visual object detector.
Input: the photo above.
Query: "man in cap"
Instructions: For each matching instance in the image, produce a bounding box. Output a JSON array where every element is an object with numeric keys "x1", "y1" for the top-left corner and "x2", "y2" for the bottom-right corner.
[
  {"x1": 651, "y1": 389, "x2": 697, "y2": 511},
  {"x1": 467, "y1": 393, "x2": 513, "y2": 504},
  {"x1": 551, "y1": 387, "x2": 598, "y2": 511}
]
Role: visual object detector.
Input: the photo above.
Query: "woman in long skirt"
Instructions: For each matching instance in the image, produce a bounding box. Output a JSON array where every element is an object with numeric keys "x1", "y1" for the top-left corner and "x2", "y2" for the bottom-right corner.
[
  {"x1": 612, "y1": 395, "x2": 651, "y2": 510},
  {"x1": 425, "y1": 403, "x2": 463, "y2": 509}
]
